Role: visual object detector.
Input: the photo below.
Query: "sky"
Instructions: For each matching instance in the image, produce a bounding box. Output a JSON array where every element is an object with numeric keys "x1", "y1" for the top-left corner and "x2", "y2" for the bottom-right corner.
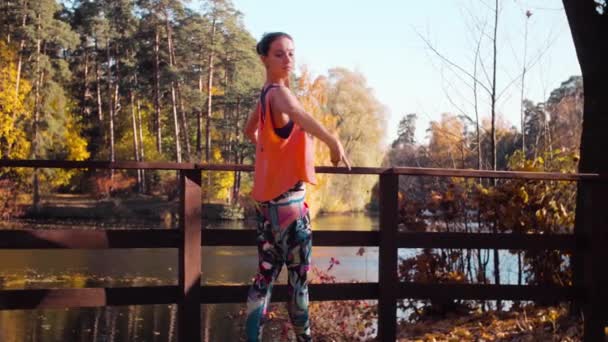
[{"x1": 226, "y1": 0, "x2": 581, "y2": 145}]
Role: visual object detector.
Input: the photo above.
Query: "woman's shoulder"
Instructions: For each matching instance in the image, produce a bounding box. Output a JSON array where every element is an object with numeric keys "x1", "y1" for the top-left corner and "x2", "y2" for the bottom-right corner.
[{"x1": 267, "y1": 84, "x2": 293, "y2": 99}]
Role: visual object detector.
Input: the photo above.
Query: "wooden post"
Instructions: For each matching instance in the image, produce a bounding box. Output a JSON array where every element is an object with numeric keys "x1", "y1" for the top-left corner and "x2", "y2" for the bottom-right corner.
[
  {"x1": 378, "y1": 172, "x2": 399, "y2": 341},
  {"x1": 178, "y1": 170, "x2": 202, "y2": 341}
]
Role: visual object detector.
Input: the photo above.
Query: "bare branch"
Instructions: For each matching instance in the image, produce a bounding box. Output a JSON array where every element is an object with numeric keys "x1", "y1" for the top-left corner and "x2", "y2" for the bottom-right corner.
[
  {"x1": 413, "y1": 28, "x2": 493, "y2": 96},
  {"x1": 496, "y1": 28, "x2": 561, "y2": 101}
]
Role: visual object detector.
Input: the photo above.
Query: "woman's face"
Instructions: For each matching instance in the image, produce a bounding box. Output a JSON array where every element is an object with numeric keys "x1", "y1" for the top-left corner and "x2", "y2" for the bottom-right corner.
[{"x1": 262, "y1": 36, "x2": 294, "y2": 78}]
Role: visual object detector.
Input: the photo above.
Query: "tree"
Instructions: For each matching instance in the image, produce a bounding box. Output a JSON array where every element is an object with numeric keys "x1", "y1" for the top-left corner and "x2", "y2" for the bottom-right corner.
[
  {"x1": 427, "y1": 113, "x2": 467, "y2": 169},
  {"x1": 522, "y1": 99, "x2": 547, "y2": 157},
  {"x1": 201, "y1": 0, "x2": 235, "y2": 162},
  {"x1": 563, "y1": 1, "x2": 608, "y2": 339},
  {"x1": 0, "y1": 41, "x2": 31, "y2": 160},
  {"x1": 392, "y1": 113, "x2": 417, "y2": 149},
  {"x1": 546, "y1": 76, "x2": 583, "y2": 152},
  {"x1": 322, "y1": 67, "x2": 387, "y2": 212},
  {"x1": 20, "y1": 0, "x2": 80, "y2": 209}
]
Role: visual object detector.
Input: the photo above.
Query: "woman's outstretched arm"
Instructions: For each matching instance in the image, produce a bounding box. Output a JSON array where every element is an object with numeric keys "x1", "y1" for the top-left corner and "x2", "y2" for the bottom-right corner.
[{"x1": 270, "y1": 86, "x2": 351, "y2": 169}]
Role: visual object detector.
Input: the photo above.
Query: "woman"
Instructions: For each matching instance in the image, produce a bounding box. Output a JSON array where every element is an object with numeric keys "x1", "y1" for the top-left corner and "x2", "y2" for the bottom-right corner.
[{"x1": 243, "y1": 32, "x2": 351, "y2": 341}]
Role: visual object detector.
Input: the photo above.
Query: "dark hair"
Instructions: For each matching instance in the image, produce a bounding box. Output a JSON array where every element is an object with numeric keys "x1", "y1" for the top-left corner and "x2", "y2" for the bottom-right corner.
[{"x1": 256, "y1": 32, "x2": 293, "y2": 56}]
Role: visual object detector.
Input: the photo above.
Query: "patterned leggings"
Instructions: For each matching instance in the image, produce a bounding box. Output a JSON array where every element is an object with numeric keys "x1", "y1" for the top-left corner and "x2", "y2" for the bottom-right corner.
[{"x1": 245, "y1": 208, "x2": 312, "y2": 341}]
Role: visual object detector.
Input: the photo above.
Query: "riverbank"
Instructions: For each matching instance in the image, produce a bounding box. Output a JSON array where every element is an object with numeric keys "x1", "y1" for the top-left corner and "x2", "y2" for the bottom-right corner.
[
  {"x1": 10, "y1": 193, "x2": 377, "y2": 225},
  {"x1": 397, "y1": 305, "x2": 582, "y2": 342},
  {"x1": 12, "y1": 193, "x2": 250, "y2": 224},
  {"x1": 231, "y1": 303, "x2": 582, "y2": 341}
]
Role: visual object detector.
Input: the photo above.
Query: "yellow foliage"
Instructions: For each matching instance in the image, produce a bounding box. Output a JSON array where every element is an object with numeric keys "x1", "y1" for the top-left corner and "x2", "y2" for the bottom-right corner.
[
  {"x1": 0, "y1": 41, "x2": 32, "y2": 160},
  {"x1": 210, "y1": 86, "x2": 224, "y2": 96},
  {"x1": 297, "y1": 68, "x2": 337, "y2": 218},
  {"x1": 64, "y1": 119, "x2": 90, "y2": 161},
  {"x1": 48, "y1": 116, "x2": 90, "y2": 188},
  {"x1": 428, "y1": 113, "x2": 466, "y2": 168},
  {"x1": 203, "y1": 146, "x2": 233, "y2": 201}
]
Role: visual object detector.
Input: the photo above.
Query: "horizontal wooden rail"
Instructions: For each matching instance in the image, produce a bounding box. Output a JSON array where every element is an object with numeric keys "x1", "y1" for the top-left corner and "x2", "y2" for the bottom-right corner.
[
  {"x1": 0, "y1": 159, "x2": 197, "y2": 170},
  {"x1": 202, "y1": 229, "x2": 379, "y2": 246},
  {"x1": 0, "y1": 230, "x2": 180, "y2": 249},
  {"x1": 203, "y1": 283, "x2": 582, "y2": 303},
  {"x1": 0, "y1": 229, "x2": 580, "y2": 251},
  {"x1": 397, "y1": 232, "x2": 580, "y2": 251},
  {"x1": 397, "y1": 283, "x2": 583, "y2": 301},
  {"x1": 0, "y1": 283, "x2": 582, "y2": 310},
  {"x1": 1, "y1": 159, "x2": 607, "y2": 181},
  {"x1": 200, "y1": 283, "x2": 379, "y2": 303},
  {"x1": 0, "y1": 286, "x2": 177, "y2": 309},
  {"x1": 391, "y1": 166, "x2": 604, "y2": 181}
]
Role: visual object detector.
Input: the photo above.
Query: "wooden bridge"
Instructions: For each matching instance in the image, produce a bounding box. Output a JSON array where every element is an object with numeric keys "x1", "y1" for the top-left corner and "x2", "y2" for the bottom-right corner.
[{"x1": 0, "y1": 159, "x2": 606, "y2": 341}]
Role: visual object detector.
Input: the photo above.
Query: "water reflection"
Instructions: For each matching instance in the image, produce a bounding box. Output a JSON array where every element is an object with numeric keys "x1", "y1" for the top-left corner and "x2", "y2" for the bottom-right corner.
[{"x1": 0, "y1": 214, "x2": 379, "y2": 341}]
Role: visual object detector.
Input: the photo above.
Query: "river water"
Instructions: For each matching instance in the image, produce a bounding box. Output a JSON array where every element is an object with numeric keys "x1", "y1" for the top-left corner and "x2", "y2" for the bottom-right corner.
[
  {"x1": 0, "y1": 213, "x2": 383, "y2": 341},
  {"x1": 0, "y1": 213, "x2": 526, "y2": 341}
]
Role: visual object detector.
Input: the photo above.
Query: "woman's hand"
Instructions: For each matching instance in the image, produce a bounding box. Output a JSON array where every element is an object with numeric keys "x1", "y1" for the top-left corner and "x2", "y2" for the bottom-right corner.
[{"x1": 330, "y1": 138, "x2": 351, "y2": 170}]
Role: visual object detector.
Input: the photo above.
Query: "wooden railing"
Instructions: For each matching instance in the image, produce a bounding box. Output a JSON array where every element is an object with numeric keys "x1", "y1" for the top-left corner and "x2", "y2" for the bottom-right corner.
[{"x1": 0, "y1": 160, "x2": 605, "y2": 341}]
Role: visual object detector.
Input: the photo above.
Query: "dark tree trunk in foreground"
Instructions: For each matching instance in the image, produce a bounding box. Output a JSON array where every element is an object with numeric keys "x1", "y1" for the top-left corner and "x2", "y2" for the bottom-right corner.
[{"x1": 563, "y1": 1, "x2": 608, "y2": 341}]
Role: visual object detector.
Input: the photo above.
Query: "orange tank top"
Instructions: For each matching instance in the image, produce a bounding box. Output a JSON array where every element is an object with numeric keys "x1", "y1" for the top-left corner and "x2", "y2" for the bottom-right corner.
[{"x1": 252, "y1": 85, "x2": 316, "y2": 202}]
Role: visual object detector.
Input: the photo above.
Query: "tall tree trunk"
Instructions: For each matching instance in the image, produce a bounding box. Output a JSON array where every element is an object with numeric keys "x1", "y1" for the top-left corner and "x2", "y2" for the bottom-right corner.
[
  {"x1": 136, "y1": 81, "x2": 146, "y2": 193},
  {"x1": 15, "y1": 3, "x2": 27, "y2": 96},
  {"x1": 130, "y1": 90, "x2": 141, "y2": 191},
  {"x1": 170, "y1": 84, "x2": 182, "y2": 163},
  {"x1": 205, "y1": 19, "x2": 217, "y2": 163},
  {"x1": 563, "y1": 4, "x2": 608, "y2": 338},
  {"x1": 490, "y1": 0, "x2": 501, "y2": 309},
  {"x1": 167, "y1": 34, "x2": 191, "y2": 161},
  {"x1": 520, "y1": 13, "x2": 530, "y2": 155},
  {"x1": 490, "y1": 0, "x2": 499, "y2": 173},
  {"x1": 197, "y1": 72, "x2": 204, "y2": 161},
  {"x1": 223, "y1": 66, "x2": 230, "y2": 155},
  {"x1": 232, "y1": 96, "x2": 241, "y2": 204},
  {"x1": 106, "y1": 41, "x2": 116, "y2": 184},
  {"x1": 473, "y1": 28, "x2": 483, "y2": 171},
  {"x1": 517, "y1": 12, "x2": 538, "y2": 285},
  {"x1": 153, "y1": 27, "x2": 162, "y2": 153},
  {"x1": 176, "y1": 81, "x2": 191, "y2": 160},
  {"x1": 95, "y1": 39, "x2": 104, "y2": 123},
  {"x1": 164, "y1": 12, "x2": 181, "y2": 163},
  {"x1": 81, "y1": 46, "x2": 92, "y2": 118},
  {"x1": 32, "y1": 23, "x2": 41, "y2": 213},
  {"x1": 113, "y1": 44, "x2": 122, "y2": 117}
]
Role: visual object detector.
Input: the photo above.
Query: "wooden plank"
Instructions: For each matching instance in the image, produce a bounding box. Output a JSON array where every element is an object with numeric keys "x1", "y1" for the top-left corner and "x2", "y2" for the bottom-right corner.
[
  {"x1": 2, "y1": 159, "x2": 606, "y2": 181},
  {"x1": 0, "y1": 230, "x2": 180, "y2": 249},
  {"x1": 0, "y1": 286, "x2": 177, "y2": 310},
  {"x1": 196, "y1": 163, "x2": 253, "y2": 172},
  {"x1": 392, "y1": 166, "x2": 604, "y2": 181},
  {"x1": 378, "y1": 173, "x2": 399, "y2": 341},
  {"x1": 199, "y1": 283, "x2": 379, "y2": 304},
  {"x1": 0, "y1": 159, "x2": 196, "y2": 170},
  {"x1": 397, "y1": 232, "x2": 579, "y2": 251},
  {"x1": 197, "y1": 163, "x2": 390, "y2": 175},
  {"x1": 203, "y1": 283, "x2": 583, "y2": 303},
  {"x1": 0, "y1": 229, "x2": 578, "y2": 251},
  {"x1": 314, "y1": 166, "x2": 391, "y2": 175},
  {"x1": 397, "y1": 283, "x2": 582, "y2": 301},
  {"x1": 201, "y1": 229, "x2": 379, "y2": 246},
  {"x1": 0, "y1": 283, "x2": 580, "y2": 310},
  {"x1": 178, "y1": 170, "x2": 202, "y2": 342}
]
